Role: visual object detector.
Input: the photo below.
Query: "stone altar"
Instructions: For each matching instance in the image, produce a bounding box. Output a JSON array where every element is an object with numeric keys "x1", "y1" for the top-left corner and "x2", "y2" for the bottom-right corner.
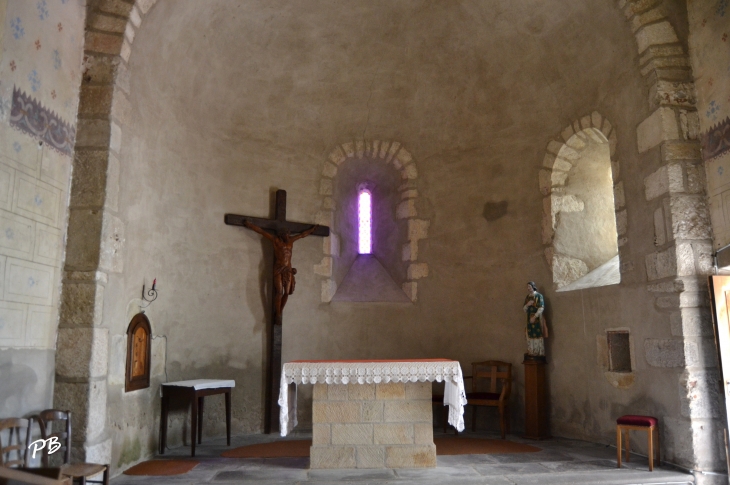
[{"x1": 278, "y1": 359, "x2": 466, "y2": 469}]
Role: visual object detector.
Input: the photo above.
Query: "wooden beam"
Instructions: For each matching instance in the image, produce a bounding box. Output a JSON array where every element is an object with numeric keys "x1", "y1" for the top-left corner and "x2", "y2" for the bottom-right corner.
[{"x1": 224, "y1": 214, "x2": 329, "y2": 237}]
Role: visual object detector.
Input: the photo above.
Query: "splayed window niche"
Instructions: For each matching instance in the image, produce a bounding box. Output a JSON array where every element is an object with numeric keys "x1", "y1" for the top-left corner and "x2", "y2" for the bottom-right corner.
[
  {"x1": 316, "y1": 140, "x2": 429, "y2": 303},
  {"x1": 331, "y1": 178, "x2": 410, "y2": 303},
  {"x1": 540, "y1": 114, "x2": 624, "y2": 292}
]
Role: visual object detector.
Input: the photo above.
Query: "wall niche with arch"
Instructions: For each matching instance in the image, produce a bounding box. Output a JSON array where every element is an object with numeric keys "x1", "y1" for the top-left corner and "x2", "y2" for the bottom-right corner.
[
  {"x1": 313, "y1": 140, "x2": 431, "y2": 303},
  {"x1": 539, "y1": 112, "x2": 626, "y2": 292},
  {"x1": 125, "y1": 312, "x2": 151, "y2": 392}
]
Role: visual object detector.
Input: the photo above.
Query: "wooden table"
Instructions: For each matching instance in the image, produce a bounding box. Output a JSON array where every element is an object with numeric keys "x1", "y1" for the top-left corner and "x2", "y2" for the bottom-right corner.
[{"x1": 159, "y1": 379, "x2": 235, "y2": 457}]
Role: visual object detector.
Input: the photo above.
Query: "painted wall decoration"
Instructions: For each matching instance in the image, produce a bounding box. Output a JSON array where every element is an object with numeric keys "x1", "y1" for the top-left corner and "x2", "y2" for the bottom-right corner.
[
  {"x1": 688, "y1": 0, "x2": 730, "y2": 248},
  {"x1": 702, "y1": 116, "x2": 730, "y2": 161},
  {"x1": 0, "y1": 0, "x2": 84, "y2": 126},
  {"x1": 688, "y1": 0, "x2": 730, "y2": 159},
  {"x1": 0, "y1": 0, "x2": 84, "y2": 354},
  {"x1": 10, "y1": 87, "x2": 75, "y2": 156}
]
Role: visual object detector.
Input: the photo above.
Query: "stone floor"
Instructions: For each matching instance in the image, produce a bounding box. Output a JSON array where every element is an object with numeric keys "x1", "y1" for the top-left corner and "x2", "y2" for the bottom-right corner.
[{"x1": 111, "y1": 430, "x2": 695, "y2": 485}]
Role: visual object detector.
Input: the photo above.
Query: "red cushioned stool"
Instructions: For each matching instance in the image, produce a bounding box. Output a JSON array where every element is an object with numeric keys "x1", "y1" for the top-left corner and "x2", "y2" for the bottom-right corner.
[{"x1": 616, "y1": 415, "x2": 660, "y2": 471}]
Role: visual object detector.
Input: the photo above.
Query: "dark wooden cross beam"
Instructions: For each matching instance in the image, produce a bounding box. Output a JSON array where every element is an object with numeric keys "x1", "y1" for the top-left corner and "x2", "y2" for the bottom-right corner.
[
  {"x1": 225, "y1": 189, "x2": 329, "y2": 434},
  {"x1": 225, "y1": 191, "x2": 330, "y2": 239}
]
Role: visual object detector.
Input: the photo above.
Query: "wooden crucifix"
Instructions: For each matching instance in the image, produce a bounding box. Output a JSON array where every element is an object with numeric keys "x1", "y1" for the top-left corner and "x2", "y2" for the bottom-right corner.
[{"x1": 225, "y1": 189, "x2": 329, "y2": 433}]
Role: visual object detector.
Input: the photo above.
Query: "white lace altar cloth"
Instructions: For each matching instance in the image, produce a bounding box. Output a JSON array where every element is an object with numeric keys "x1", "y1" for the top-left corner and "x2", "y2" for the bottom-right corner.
[{"x1": 278, "y1": 359, "x2": 467, "y2": 437}]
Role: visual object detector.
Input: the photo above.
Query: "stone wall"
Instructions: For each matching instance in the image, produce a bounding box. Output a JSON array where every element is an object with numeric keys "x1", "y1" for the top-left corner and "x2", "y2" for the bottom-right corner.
[
  {"x1": 52, "y1": 0, "x2": 728, "y2": 480},
  {"x1": 311, "y1": 383, "x2": 435, "y2": 469},
  {"x1": 684, "y1": 2, "x2": 730, "y2": 482},
  {"x1": 686, "y1": 0, "x2": 730, "y2": 251},
  {"x1": 624, "y1": 0, "x2": 724, "y2": 481},
  {"x1": 103, "y1": 0, "x2": 669, "y2": 473},
  {"x1": 0, "y1": 0, "x2": 84, "y2": 418}
]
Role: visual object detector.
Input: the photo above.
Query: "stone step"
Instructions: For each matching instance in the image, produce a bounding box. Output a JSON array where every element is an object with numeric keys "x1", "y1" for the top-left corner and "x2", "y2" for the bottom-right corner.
[{"x1": 501, "y1": 469, "x2": 694, "y2": 485}]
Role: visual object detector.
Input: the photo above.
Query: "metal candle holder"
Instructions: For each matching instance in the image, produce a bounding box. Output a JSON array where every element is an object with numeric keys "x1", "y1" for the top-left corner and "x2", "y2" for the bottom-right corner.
[{"x1": 141, "y1": 279, "x2": 158, "y2": 308}]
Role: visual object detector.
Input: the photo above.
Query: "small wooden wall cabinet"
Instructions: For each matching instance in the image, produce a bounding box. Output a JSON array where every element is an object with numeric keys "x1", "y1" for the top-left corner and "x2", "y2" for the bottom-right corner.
[{"x1": 125, "y1": 313, "x2": 151, "y2": 392}]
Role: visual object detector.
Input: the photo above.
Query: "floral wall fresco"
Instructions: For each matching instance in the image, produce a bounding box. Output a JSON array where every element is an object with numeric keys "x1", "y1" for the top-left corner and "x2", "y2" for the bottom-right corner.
[
  {"x1": 688, "y1": 0, "x2": 730, "y2": 249},
  {"x1": 0, "y1": 0, "x2": 84, "y2": 417}
]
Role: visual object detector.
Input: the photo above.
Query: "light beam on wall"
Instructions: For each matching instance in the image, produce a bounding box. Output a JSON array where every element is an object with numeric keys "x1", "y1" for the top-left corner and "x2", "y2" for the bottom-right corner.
[{"x1": 358, "y1": 190, "x2": 372, "y2": 254}]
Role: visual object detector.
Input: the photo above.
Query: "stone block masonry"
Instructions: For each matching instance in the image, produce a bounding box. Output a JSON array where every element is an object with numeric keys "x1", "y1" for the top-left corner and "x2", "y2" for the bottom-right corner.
[
  {"x1": 54, "y1": 0, "x2": 159, "y2": 468},
  {"x1": 310, "y1": 382, "x2": 436, "y2": 469}
]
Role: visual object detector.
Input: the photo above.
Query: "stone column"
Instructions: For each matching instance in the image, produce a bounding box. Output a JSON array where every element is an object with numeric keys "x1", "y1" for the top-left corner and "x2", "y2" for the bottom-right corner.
[
  {"x1": 633, "y1": 11, "x2": 725, "y2": 481},
  {"x1": 619, "y1": 1, "x2": 726, "y2": 481},
  {"x1": 638, "y1": 89, "x2": 724, "y2": 485},
  {"x1": 640, "y1": 120, "x2": 724, "y2": 481},
  {"x1": 53, "y1": 0, "x2": 151, "y2": 464}
]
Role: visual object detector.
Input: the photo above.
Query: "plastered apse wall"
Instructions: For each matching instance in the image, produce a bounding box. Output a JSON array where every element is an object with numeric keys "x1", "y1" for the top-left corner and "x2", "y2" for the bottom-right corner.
[
  {"x1": 103, "y1": 0, "x2": 714, "y2": 473},
  {"x1": 0, "y1": 0, "x2": 84, "y2": 418}
]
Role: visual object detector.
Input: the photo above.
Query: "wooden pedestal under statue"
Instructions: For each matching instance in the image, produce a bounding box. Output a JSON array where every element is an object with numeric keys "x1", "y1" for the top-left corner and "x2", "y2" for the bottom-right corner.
[{"x1": 523, "y1": 354, "x2": 549, "y2": 440}]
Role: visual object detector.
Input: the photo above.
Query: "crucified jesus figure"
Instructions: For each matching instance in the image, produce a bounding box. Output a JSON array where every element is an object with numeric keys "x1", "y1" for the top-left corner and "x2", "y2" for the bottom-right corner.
[{"x1": 243, "y1": 220, "x2": 319, "y2": 322}]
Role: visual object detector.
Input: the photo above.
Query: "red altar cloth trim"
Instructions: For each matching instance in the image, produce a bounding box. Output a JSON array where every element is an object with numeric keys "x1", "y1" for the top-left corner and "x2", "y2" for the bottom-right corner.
[{"x1": 291, "y1": 359, "x2": 452, "y2": 363}]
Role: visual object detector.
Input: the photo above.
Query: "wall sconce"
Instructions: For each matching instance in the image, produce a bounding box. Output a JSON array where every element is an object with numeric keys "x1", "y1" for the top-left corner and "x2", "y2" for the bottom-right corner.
[{"x1": 140, "y1": 279, "x2": 158, "y2": 309}]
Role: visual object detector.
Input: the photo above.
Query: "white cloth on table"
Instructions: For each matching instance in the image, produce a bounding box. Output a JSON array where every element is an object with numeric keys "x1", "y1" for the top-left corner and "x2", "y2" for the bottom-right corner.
[
  {"x1": 278, "y1": 360, "x2": 467, "y2": 437},
  {"x1": 160, "y1": 379, "x2": 236, "y2": 396},
  {"x1": 279, "y1": 381, "x2": 298, "y2": 436}
]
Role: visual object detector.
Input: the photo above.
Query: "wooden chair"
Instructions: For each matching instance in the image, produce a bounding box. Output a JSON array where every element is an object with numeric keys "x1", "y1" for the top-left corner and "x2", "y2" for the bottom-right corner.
[
  {"x1": 37, "y1": 410, "x2": 109, "y2": 485},
  {"x1": 0, "y1": 418, "x2": 32, "y2": 468},
  {"x1": 465, "y1": 361, "x2": 512, "y2": 438},
  {"x1": 0, "y1": 466, "x2": 71, "y2": 485}
]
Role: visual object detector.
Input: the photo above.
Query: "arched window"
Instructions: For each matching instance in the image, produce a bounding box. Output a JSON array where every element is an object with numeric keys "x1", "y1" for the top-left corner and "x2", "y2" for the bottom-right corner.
[
  {"x1": 327, "y1": 158, "x2": 411, "y2": 303},
  {"x1": 358, "y1": 189, "x2": 372, "y2": 254},
  {"x1": 548, "y1": 127, "x2": 620, "y2": 291}
]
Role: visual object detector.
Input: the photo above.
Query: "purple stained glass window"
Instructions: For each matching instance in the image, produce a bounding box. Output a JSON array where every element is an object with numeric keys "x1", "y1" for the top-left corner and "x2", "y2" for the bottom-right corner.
[{"x1": 358, "y1": 190, "x2": 372, "y2": 254}]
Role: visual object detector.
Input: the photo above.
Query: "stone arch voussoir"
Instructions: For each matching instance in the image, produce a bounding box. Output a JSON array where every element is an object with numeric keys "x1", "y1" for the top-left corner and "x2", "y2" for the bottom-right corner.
[{"x1": 54, "y1": 0, "x2": 159, "y2": 467}]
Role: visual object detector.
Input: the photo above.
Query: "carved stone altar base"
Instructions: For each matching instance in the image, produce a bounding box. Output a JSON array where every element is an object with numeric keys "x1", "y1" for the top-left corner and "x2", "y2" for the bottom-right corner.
[{"x1": 310, "y1": 382, "x2": 436, "y2": 468}]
